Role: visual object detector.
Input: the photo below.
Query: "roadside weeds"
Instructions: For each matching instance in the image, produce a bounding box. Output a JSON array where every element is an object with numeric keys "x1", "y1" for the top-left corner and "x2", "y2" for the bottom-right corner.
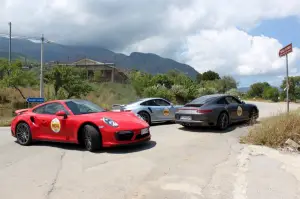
[{"x1": 240, "y1": 112, "x2": 300, "y2": 152}]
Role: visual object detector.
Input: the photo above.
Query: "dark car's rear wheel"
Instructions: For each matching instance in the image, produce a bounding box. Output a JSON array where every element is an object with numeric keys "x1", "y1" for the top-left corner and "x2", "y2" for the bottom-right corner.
[
  {"x1": 138, "y1": 111, "x2": 151, "y2": 125},
  {"x1": 248, "y1": 109, "x2": 258, "y2": 125},
  {"x1": 16, "y1": 122, "x2": 32, "y2": 146},
  {"x1": 83, "y1": 124, "x2": 102, "y2": 152},
  {"x1": 217, "y1": 112, "x2": 229, "y2": 130}
]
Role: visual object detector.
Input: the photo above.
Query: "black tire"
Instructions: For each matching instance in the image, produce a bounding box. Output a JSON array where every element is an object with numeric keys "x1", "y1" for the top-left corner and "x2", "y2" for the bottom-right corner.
[
  {"x1": 181, "y1": 123, "x2": 191, "y2": 128},
  {"x1": 138, "y1": 111, "x2": 151, "y2": 125},
  {"x1": 217, "y1": 112, "x2": 229, "y2": 130},
  {"x1": 16, "y1": 122, "x2": 32, "y2": 146},
  {"x1": 83, "y1": 125, "x2": 102, "y2": 152},
  {"x1": 248, "y1": 109, "x2": 258, "y2": 125}
]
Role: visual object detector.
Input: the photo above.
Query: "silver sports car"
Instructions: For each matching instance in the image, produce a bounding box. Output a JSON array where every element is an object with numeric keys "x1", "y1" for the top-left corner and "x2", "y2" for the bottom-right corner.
[
  {"x1": 112, "y1": 98, "x2": 183, "y2": 125},
  {"x1": 175, "y1": 94, "x2": 259, "y2": 130}
]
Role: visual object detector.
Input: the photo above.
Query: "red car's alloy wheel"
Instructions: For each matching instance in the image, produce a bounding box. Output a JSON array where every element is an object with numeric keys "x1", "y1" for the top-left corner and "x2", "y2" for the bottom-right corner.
[
  {"x1": 16, "y1": 122, "x2": 32, "y2": 146},
  {"x1": 82, "y1": 124, "x2": 102, "y2": 152},
  {"x1": 84, "y1": 131, "x2": 92, "y2": 151}
]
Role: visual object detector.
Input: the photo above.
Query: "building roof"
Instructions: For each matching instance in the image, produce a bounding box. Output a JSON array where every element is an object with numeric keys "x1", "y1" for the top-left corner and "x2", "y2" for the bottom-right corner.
[{"x1": 71, "y1": 58, "x2": 115, "y2": 66}]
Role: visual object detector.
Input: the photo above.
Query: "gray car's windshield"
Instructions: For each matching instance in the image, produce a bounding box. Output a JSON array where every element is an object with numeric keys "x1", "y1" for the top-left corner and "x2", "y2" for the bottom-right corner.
[{"x1": 65, "y1": 100, "x2": 106, "y2": 115}]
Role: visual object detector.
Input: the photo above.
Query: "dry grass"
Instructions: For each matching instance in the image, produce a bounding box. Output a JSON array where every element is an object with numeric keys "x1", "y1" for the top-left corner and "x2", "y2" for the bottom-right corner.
[
  {"x1": 240, "y1": 112, "x2": 300, "y2": 148},
  {"x1": 0, "y1": 117, "x2": 12, "y2": 127},
  {"x1": 0, "y1": 83, "x2": 138, "y2": 126}
]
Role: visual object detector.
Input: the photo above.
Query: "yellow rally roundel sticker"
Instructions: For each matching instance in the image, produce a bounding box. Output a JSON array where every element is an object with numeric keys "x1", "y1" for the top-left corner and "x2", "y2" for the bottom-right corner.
[
  {"x1": 163, "y1": 108, "x2": 170, "y2": 116},
  {"x1": 237, "y1": 106, "x2": 243, "y2": 116},
  {"x1": 51, "y1": 118, "x2": 61, "y2": 133}
]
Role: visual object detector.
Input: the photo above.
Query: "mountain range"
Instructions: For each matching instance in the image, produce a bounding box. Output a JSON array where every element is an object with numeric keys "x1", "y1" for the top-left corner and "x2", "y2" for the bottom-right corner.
[{"x1": 0, "y1": 37, "x2": 199, "y2": 78}]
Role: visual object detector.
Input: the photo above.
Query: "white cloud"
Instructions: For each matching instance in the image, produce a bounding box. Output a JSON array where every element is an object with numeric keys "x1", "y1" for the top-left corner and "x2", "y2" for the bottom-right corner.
[
  {"x1": 181, "y1": 27, "x2": 300, "y2": 76},
  {"x1": 1, "y1": 0, "x2": 300, "y2": 85}
]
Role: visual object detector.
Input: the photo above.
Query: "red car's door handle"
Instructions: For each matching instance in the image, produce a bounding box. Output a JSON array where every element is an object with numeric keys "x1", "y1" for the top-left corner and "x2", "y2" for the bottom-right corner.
[{"x1": 42, "y1": 120, "x2": 47, "y2": 124}]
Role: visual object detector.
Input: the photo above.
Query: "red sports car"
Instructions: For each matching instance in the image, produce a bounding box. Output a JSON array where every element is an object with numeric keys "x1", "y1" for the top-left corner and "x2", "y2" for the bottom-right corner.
[{"x1": 11, "y1": 99, "x2": 151, "y2": 152}]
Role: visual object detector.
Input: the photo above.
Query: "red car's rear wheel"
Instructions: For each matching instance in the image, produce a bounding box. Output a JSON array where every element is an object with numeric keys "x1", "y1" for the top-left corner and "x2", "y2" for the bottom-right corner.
[{"x1": 16, "y1": 122, "x2": 32, "y2": 146}]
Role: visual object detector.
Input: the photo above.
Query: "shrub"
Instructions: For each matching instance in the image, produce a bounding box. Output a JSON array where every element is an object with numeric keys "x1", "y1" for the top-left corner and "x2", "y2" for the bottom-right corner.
[
  {"x1": 171, "y1": 85, "x2": 188, "y2": 104},
  {"x1": 240, "y1": 112, "x2": 300, "y2": 148},
  {"x1": 197, "y1": 87, "x2": 218, "y2": 97},
  {"x1": 143, "y1": 85, "x2": 176, "y2": 102},
  {"x1": 226, "y1": 88, "x2": 240, "y2": 97},
  {"x1": 263, "y1": 87, "x2": 280, "y2": 102}
]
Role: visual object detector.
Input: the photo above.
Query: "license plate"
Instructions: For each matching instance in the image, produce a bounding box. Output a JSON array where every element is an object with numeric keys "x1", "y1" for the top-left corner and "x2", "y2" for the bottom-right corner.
[
  {"x1": 141, "y1": 128, "x2": 149, "y2": 135},
  {"x1": 180, "y1": 116, "x2": 192, "y2": 120}
]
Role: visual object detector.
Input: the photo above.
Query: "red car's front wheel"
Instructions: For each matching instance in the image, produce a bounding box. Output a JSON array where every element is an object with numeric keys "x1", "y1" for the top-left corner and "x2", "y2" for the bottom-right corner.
[{"x1": 83, "y1": 124, "x2": 102, "y2": 152}]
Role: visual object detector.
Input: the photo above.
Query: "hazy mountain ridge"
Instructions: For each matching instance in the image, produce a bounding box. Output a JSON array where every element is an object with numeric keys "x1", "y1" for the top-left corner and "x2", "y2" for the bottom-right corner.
[{"x1": 0, "y1": 37, "x2": 199, "y2": 78}]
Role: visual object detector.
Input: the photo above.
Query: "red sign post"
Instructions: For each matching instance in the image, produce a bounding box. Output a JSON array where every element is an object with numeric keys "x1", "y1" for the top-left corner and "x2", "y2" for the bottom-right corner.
[{"x1": 279, "y1": 43, "x2": 293, "y2": 113}]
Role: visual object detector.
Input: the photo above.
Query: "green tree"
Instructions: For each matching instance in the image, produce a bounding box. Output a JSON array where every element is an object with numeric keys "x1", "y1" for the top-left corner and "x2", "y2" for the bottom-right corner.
[
  {"x1": 142, "y1": 85, "x2": 176, "y2": 102},
  {"x1": 0, "y1": 59, "x2": 37, "y2": 99},
  {"x1": 197, "y1": 87, "x2": 218, "y2": 97},
  {"x1": 129, "y1": 71, "x2": 153, "y2": 96},
  {"x1": 93, "y1": 70, "x2": 102, "y2": 82},
  {"x1": 150, "y1": 74, "x2": 173, "y2": 89},
  {"x1": 45, "y1": 65, "x2": 92, "y2": 99},
  {"x1": 171, "y1": 85, "x2": 188, "y2": 104},
  {"x1": 217, "y1": 76, "x2": 238, "y2": 93},
  {"x1": 247, "y1": 82, "x2": 270, "y2": 98},
  {"x1": 280, "y1": 76, "x2": 299, "y2": 101},
  {"x1": 196, "y1": 73, "x2": 202, "y2": 83},
  {"x1": 263, "y1": 87, "x2": 279, "y2": 102},
  {"x1": 201, "y1": 70, "x2": 220, "y2": 81},
  {"x1": 225, "y1": 88, "x2": 240, "y2": 97}
]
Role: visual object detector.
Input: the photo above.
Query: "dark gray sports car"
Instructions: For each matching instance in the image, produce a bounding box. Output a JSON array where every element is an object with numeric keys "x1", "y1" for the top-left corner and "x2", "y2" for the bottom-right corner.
[{"x1": 175, "y1": 94, "x2": 259, "y2": 130}]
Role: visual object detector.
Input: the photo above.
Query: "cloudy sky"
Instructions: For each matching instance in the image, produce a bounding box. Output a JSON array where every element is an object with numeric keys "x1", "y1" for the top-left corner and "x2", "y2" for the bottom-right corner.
[{"x1": 1, "y1": 0, "x2": 300, "y2": 87}]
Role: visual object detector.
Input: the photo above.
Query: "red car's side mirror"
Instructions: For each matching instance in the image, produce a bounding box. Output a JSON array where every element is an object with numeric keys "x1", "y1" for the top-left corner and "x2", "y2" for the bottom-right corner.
[{"x1": 55, "y1": 110, "x2": 67, "y2": 119}]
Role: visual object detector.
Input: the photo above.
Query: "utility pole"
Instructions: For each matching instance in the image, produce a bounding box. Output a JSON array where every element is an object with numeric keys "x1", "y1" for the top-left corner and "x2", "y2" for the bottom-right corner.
[
  {"x1": 286, "y1": 54, "x2": 289, "y2": 113},
  {"x1": 40, "y1": 34, "x2": 44, "y2": 98},
  {"x1": 8, "y1": 22, "x2": 11, "y2": 63}
]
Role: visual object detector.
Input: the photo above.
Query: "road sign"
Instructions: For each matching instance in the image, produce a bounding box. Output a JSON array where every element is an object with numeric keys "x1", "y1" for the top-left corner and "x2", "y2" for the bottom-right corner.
[
  {"x1": 26, "y1": 97, "x2": 45, "y2": 103},
  {"x1": 279, "y1": 43, "x2": 293, "y2": 57},
  {"x1": 279, "y1": 43, "x2": 293, "y2": 113}
]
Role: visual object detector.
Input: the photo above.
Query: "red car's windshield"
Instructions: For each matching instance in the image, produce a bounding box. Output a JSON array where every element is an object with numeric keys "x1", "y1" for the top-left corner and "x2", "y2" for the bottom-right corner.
[{"x1": 65, "y1": 100, "x2": 106, "y2": 115}]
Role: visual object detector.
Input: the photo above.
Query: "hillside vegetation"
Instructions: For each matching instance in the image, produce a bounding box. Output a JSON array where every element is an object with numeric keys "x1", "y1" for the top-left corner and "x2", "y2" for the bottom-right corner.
[{"x1": 0, "y1": 58, "x2": 298, "y2": 127}]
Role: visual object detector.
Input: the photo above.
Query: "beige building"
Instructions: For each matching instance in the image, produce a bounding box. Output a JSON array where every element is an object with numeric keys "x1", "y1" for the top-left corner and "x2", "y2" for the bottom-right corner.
[{"x1": 57, "y1": 58, "x2": 129, "y2": 83}]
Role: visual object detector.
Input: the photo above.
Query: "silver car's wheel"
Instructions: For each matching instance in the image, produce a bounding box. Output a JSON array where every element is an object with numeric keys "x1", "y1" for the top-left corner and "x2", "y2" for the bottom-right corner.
[
  {"x1": 217, "y1": 112, "x2": 229, "y2": 130},
  {"x1": 138, "y1": 111, "x2": 151, "y2": 125},
  {"x1": 16, "y1": 122, "x2": 32, "y2": 146}
]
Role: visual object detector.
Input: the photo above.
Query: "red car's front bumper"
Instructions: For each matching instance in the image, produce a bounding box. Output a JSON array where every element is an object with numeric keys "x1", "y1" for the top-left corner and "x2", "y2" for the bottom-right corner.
[{"x1": 101, "y1": 127, "x2": 151, "y2": 147}]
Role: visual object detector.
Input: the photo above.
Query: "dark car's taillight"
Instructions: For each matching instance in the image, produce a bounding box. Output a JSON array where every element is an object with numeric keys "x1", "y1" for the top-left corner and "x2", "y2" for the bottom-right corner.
[{"x1": 197, "y1": 109, "x2": 213, "y2": 113}]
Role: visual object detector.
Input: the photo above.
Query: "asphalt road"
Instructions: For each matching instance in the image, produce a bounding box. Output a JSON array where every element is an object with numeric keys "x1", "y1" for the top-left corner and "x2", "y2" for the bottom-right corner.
[{"x1": 1, "y1": 101, "x2": 300, "y2": 199}]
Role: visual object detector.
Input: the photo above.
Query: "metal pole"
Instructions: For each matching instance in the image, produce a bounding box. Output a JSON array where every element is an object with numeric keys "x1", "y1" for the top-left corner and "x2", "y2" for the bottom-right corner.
[
  {"x1": 8, "y1": 22, "x2": 11, "y2": 63},
  {"x1": 286, "y1": 54, "x2": 289, "y2": 113},
  {"x1": 40, "y1": 34, "x2": 44, "y2": 98}
]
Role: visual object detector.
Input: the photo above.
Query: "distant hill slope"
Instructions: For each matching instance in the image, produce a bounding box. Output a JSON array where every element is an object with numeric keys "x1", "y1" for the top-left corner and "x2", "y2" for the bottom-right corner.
[{"x1": 0, "y1": 37, "x2": 199, "y2": 78}]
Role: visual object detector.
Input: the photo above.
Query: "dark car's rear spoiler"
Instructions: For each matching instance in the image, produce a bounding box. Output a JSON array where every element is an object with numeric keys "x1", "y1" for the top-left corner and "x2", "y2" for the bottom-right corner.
[{"x1": 14, "y1": 108, "x2": 29, "y2": 116}]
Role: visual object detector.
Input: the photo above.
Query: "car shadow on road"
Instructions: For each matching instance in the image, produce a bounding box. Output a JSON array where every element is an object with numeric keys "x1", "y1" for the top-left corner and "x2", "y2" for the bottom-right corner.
[
  {"x1": 27, "y1": 140, "x2": 157, "y2": 154},
  {"x1": 151, "y1": 121, "x2": 175, "y2": 126},
  {"x1": 178, "y1": 121, "x2": 260, "y2": 134}
]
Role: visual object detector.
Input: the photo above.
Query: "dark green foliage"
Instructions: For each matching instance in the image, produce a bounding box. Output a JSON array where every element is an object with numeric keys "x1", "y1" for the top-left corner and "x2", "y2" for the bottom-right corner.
[
  {"x1": 0, "y1": 59, "x2": 38, "y2": 99},
  {"x1": 263, "y1": 87, "x2": 280, "y2": 102},
  {"x1": 200, "y1": 70, "x2": 220, "y2": 81},
  {"x1": 45, "y1": 65, "x2": 93, "y2": 99},
  {"x1": 247, "y1": 82, "x2": 271, "y2": 98},
  {"x1": 130, "y1": 69, "x2": 237, "y2": 104}
]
